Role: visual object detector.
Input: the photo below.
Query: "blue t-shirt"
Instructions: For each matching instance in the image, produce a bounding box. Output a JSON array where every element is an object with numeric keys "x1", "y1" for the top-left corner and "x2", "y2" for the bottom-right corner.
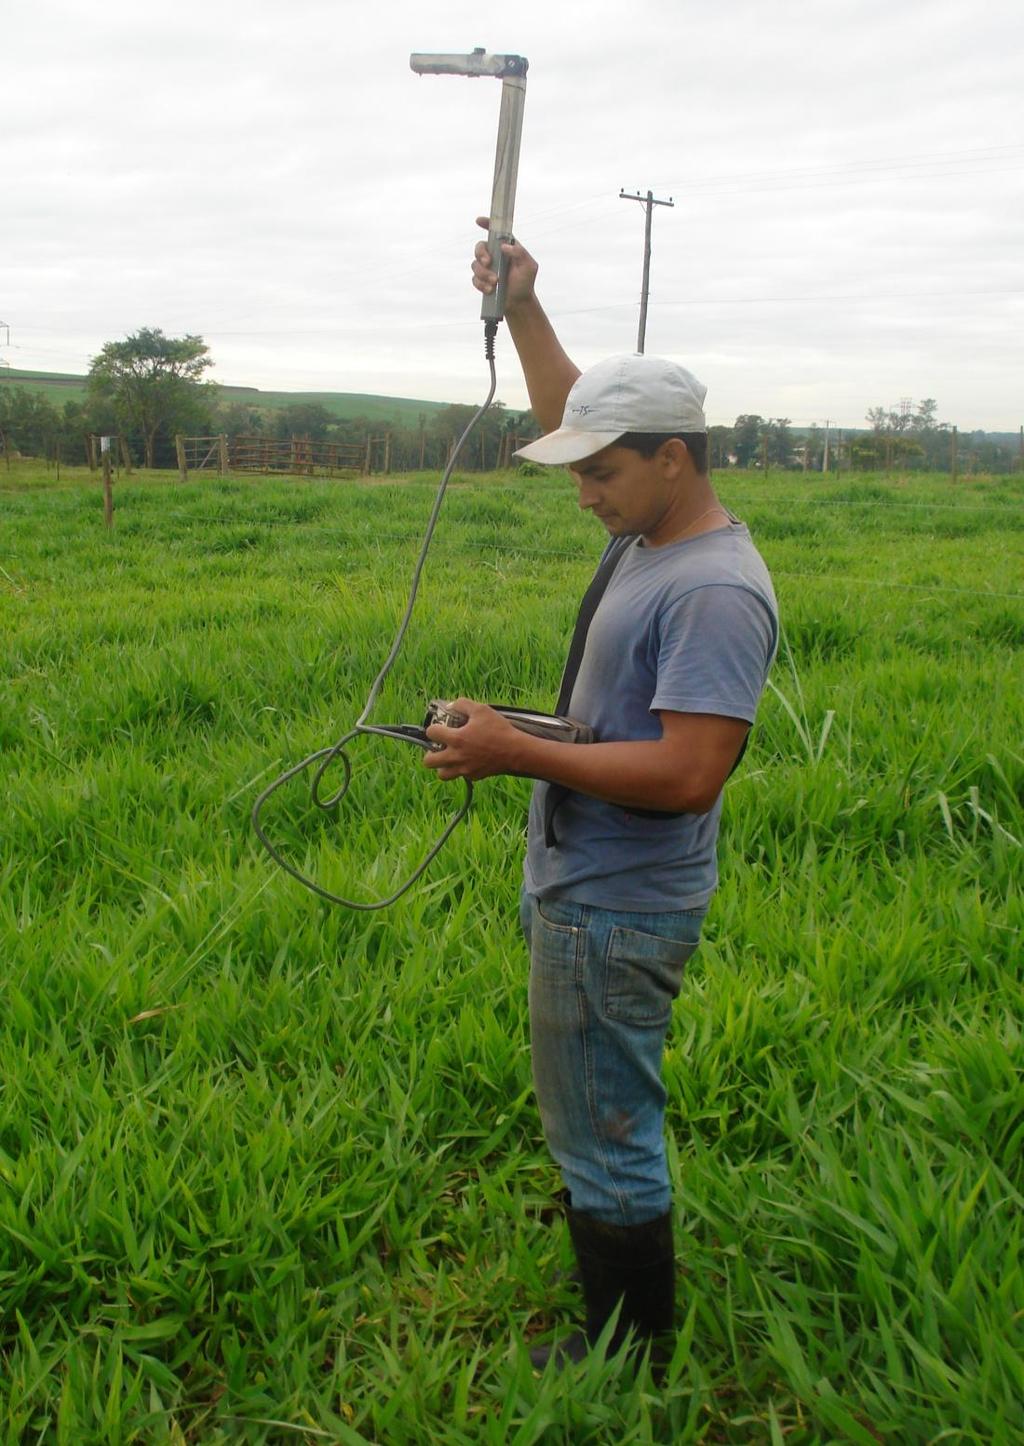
[{"x1": 524, "y1": 519, "x2": 778, "y2": 911}]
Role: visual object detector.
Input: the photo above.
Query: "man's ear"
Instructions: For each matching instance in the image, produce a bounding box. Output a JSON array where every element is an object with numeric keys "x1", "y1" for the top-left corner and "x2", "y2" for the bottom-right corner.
[{"x1": 657, "y1": 437, "x2": 691, "y2": 476}]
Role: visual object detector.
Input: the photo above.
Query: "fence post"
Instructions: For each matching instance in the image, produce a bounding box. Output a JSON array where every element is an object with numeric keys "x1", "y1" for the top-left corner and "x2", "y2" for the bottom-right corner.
[
  {"x1": 951, "y1": 426, "x2": 958, "y2": 481},
  {"x1": 384, "y1": 433, "x2": 392, "y2": 475},
  {"x1": 363, "y1": 435, "x2": 372, "y2": 475},
  {"x1": 219, "y1": 434, "x2": 229, "y2": 475},
  {"x1": 175, "y1": 435, "x2": 188, "y2": 482},
  {"x1": 101, "y1": 437, "x2": 114, "y2": 528}
]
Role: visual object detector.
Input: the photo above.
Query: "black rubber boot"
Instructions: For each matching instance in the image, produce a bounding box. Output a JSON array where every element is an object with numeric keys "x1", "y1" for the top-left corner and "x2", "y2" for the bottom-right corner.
[
  {"x1": 530, "y1": 1207, "x2": 675, "y2": 1372},
  {"x1": 546, "y1": 1188, "x2": 582, "y2": 1289}
]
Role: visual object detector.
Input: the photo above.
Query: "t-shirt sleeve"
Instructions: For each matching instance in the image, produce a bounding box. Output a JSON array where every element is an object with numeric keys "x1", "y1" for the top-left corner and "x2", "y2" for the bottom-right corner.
[{"x1": 650, "y1": 584, "x2": 777, "y2": 723}]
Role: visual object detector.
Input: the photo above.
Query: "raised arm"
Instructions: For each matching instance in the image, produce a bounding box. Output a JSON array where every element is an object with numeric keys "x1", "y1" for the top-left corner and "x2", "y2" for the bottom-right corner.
[{"x1": 472, "y1": 216, "x2": 580, "y2": 434}]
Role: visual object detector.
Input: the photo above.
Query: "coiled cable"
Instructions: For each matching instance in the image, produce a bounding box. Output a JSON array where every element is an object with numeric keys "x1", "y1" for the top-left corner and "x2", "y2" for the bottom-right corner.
[{"x1": 251, "y1": 322, "x2": 500, "y2": 909}]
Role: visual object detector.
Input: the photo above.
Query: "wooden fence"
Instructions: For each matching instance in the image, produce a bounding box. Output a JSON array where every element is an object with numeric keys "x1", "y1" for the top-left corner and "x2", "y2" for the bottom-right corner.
[
  {"x1": 175, "y1": 433, "x2": 391, "y2": 479},
  {"x1": 85, "y1": 434, "x2": 133, "y2": 473},
  {"x1": 175, "y1": 434, "x2": 228, "y2": 479},
  {"x1": 173, "y1": 429, "x2": 537, "y2": 480}
]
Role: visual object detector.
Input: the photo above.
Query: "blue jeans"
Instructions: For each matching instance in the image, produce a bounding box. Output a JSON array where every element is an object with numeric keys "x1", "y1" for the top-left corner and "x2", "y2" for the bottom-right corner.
[{"x1": 520, "y1": 889, "x2": 706, "y2": 1228}]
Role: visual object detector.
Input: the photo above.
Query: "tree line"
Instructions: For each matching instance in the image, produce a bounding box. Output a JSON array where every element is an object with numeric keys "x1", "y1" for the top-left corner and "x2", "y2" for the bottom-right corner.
[
  {"x1": 0, "y1": 329, "x2": 541, "y2": 473},
  {"x1": 1, "y1": 329, "x2": 1019, "y2": 474},
  {"x1": 712, "y1": 405, "x2": 1020, "y2": 473}
]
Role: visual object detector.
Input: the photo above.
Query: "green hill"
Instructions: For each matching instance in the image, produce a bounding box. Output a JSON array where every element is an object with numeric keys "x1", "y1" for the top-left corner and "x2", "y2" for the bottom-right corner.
[
  {"x1": 2, "y1": 369, "x2": 90, "y2": 405},
  {"x1": 1, "y1": 368, "x2": 450, "y2": 423},
  {"x1": 214, "y1": 383, "x2": 449, "y2": 423}
]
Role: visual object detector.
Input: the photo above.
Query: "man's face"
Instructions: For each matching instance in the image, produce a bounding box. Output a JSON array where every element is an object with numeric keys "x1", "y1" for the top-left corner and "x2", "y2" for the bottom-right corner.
[{"x1": 567, "y1": 442, "x2": 687, "y2": 546}]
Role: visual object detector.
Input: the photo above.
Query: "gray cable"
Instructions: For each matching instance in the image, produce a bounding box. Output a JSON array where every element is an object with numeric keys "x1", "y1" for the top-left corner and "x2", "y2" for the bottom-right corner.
[{"x1": 251, "y1": 332, "x2": 498, "y2": 909}]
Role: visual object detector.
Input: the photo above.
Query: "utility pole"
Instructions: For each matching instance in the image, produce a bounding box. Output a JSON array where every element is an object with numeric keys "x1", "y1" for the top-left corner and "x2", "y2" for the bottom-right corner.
[{"x1": 620, "y1": 188, "x2": 674, "y2": 353}]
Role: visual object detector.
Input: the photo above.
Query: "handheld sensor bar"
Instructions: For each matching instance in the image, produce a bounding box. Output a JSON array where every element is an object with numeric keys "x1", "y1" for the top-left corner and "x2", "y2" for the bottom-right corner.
[{"x1": 410, "y1": 48, "x2": 528, "y2": 323}]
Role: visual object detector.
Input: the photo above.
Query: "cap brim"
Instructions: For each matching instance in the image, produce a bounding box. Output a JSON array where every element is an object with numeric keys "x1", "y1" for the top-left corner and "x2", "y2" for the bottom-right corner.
[{"x1": 514, "y1": 428, "x2": 626, "y2": 465}]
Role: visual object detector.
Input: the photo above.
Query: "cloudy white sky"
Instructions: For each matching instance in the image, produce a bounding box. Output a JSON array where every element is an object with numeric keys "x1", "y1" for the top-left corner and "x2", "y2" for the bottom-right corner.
[{"x1": 5, "y1": 0, "x2": 1022, "y2": 430}]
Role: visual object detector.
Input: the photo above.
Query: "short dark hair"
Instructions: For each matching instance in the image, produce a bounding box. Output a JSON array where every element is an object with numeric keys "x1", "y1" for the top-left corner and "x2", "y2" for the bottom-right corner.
[{"x1": 617, "y1": 431, "x2": 708, "y2": 475}]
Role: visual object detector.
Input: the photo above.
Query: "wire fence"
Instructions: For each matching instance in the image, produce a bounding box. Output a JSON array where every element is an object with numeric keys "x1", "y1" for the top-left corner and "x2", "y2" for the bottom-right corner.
[
  {"x1": 11, "y1": 512, "x2": 1016, "y2": 603},
  {"x1": 5, "y1": 464, "x2": 1024, "y2": 505},
  {"x1": 4, "y1": 471, "x2": 1021, "y2": 605}
]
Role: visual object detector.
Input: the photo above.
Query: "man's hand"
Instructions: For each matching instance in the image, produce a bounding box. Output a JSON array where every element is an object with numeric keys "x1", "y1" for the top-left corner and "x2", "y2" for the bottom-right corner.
[
  {"x1": 472, "y1": 217, "x2": 538, "y2": 314},
  {"x1": 471, "y1": 217, "x2": 580, "y2": 435},
  {"x1": 423, "y1": 697, "x2": 524, "y2": 782}
]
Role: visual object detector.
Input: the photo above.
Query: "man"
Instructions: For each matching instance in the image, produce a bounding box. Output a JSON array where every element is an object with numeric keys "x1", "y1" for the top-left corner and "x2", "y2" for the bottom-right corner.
[{"x1": 423, "y1": 222, "x2": 779, "y2": 1368}]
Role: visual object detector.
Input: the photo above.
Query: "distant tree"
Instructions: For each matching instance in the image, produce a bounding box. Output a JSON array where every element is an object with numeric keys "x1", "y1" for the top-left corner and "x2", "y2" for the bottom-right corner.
[
  {"x1": 911, "y1": 399, "x2": 948, "y2": 469},
  {"x1": 803, "y1": 424, "x2": 824, "y2": 470},
  {"x1": 762, "y1": 417, "x2": 794, "y2": 467},
  {"x1": 852, "y1": 433, "x2": 924, "y2": 470},
  {"x1": 959, "y1": 431, "x2": 1016, "y2": 473},
  {"x1": 0, "y1": 386, "x2": 61, "y2": 457},
  {"x1": 851, "y1": 436, "x2": 883, "y2": 468},
  {"x1": 87, "y1": 328, "x2": 213, "y2": 468},
  {"x1": 866, "y1": 397, "x2": 952, "y2": 470},
  {"x1": 708, "y1": 424, "x2": 733, "y2": 469},
  {"x1": 732, "y1": 414, "x2": 764, "y2": 467},
  {"x1": 429, "y1": 400, "x2": 509, "y2": 469},
  {"x1": 217, "y1": 401, "x2": 267, "y2": 439},
  {"x1": 272, "y1": 402, "x2": 336, "y2": 442}
]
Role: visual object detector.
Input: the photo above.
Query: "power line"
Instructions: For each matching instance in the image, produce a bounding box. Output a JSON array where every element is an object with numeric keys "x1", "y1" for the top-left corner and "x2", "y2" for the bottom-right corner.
[
  {"x1": 15, "y1": 280, "x2": 997, "y2": 344},
  {"x1": 541, "y1": 285, "x2": 1024, "y2": 322},
  {"x1": 13, "y1": 149, "x2": 1020, "y2": 345},
  {"x1": 650, "y1": 143, "x2": 1024, "y2": 197}
]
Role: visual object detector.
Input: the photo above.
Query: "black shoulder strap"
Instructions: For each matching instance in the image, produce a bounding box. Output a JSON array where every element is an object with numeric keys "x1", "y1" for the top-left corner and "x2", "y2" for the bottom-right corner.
[
  {"x1": 544, "y1": 536, "x2": 634, "y2": 846},
  {"x1": 541, "y1": 534, "x2": 752, "y2": 847},
  {"x1": 554, "y1": 535, "x2": 635, "y2": 715}
]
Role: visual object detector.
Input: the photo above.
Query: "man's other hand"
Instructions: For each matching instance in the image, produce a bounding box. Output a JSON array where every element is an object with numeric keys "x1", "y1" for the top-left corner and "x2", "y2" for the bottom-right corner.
[{"x1": 423, "y1": 697, "x2": 522, "y2": 782}]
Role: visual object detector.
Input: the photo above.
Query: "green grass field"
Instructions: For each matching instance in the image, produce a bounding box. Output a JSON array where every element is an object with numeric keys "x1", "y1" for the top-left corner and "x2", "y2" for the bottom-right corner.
[{"x1": 2, "y1": 461, "x2": 1022, "y2": 1443}]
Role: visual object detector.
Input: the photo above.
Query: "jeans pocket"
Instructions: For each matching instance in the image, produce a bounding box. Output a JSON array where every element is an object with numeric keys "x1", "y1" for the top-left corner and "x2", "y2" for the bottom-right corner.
[
  {"x1": 531, "y1": 896, "x2": 585, "y2": 989},
  {"x1": 603, "y1": 925, "x2": 699, "y2": 1027},
  {"x1": 536, "y1": 896, "x2": 585, "y2": 930},
  {"x1": 519, "y1": 887, "x2": 532, "y2": 947}
]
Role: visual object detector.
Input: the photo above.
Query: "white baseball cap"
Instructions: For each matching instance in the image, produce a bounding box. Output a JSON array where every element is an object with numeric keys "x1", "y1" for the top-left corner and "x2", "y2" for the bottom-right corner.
[{"x1": 515, "y1": 354, "x2": 707, "y2": 465}]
